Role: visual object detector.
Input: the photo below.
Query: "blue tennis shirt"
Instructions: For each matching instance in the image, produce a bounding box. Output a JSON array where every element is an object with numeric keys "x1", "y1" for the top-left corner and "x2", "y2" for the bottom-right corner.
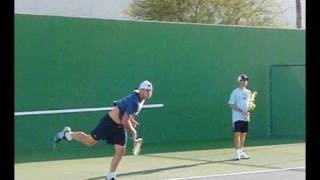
[{"x1": 113, "y1": 90, "x2": 145, "y2": 121}]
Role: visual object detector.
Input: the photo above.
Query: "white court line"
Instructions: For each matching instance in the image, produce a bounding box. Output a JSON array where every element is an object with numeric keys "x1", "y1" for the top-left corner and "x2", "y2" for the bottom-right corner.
[
  {"x1": 165, "y1": 166, "x2": 305, "y2": 180},
  {"x1": 14, "y1": 104, "x2": 164, "y2": 116}
]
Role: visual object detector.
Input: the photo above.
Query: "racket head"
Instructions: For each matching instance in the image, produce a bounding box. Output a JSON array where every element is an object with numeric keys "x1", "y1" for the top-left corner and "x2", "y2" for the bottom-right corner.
[{"x1": 133, "y1": 138, "x2": 143, "y2": 156}]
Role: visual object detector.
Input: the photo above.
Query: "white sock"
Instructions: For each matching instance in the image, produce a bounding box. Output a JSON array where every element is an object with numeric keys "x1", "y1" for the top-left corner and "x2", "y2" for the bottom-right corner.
[
  {"x1": 236, "y1": 149, "x2": 241, "y2": 154},
  {"x1": 108, "y1": 172, "x2": 116, "y2": 179},
  {"x1": 239, "y1": 148, "x2": 243, "y2": 153}
]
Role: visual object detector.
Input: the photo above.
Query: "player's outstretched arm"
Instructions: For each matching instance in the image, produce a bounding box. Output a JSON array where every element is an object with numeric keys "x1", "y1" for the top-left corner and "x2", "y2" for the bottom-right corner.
[{"x1": 121, "y1": 113, "x2": 138, "y2": 140}]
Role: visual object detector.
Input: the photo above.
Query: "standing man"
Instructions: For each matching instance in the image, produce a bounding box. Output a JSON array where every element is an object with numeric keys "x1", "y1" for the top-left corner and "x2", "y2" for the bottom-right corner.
[
  {"x1": 53, "y1": 80, "x2": 153, "y2": 180},
  {"x1": 228, "y1": 74, "x2": 253, "y2": 160}
]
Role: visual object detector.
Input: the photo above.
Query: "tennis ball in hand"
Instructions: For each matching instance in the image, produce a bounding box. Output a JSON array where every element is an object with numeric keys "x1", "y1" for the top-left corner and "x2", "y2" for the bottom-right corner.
[{"x1": 248, "y1": 102, "x2": 256, "y2": 111}]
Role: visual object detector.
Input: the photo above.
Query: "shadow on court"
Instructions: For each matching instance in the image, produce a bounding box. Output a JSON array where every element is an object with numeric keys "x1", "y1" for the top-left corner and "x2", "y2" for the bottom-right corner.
[
  {"x1": 86, "y1": 153, "x2": 304, "y2": 180},
  {"x1": 146, "y1": 154, "x2": 305, "y2": 169},
  {"x1": 86, "y1": 158, "x2": 235, "y2": 180}
]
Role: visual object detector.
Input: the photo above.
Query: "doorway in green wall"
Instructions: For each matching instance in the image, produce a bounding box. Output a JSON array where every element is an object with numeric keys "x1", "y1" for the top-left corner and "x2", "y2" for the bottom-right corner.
[{"x1": 270, "y1": 65, "x2": 305, "y2": 137}]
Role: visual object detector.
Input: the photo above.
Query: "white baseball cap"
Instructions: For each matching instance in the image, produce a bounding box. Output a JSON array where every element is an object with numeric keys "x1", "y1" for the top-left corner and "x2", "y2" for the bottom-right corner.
[
  {"x1": 237, "y1": 74, "x2": 249, "y2": 82},
  {"x1": 138, "y1": 80, "x2": 153, "y2": 91}
]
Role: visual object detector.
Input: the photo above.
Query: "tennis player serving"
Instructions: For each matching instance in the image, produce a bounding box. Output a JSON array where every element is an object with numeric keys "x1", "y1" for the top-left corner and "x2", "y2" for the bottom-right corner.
[{"x1": 53, "y1": 80, "x2": 153, "y2": 180}]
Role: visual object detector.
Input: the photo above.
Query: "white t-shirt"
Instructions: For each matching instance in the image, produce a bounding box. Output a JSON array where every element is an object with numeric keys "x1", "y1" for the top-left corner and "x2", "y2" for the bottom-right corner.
[{"x1": 228, "y1": 87, "x2": 252, "y2": 123}]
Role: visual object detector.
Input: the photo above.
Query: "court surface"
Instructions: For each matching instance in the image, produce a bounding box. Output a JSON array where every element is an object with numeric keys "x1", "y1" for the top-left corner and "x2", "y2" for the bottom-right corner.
[{"x1": 15, "y1": 142, "x2": 305, "y2": 180}]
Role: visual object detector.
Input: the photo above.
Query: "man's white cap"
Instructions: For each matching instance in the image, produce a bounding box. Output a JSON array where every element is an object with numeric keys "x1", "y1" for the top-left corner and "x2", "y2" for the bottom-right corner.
[
  {"x1": 138, "y1": 80, "x2": 153, "y2": 91},
  {"x1": 237, "y1": 74, "x2": 249, "y2": 82}
]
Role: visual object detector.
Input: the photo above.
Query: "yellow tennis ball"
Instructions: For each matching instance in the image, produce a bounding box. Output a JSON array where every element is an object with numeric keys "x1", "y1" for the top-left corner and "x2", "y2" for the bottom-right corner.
[{"x1": 248, "y1": 102, "x2": 256, "y2": 111}]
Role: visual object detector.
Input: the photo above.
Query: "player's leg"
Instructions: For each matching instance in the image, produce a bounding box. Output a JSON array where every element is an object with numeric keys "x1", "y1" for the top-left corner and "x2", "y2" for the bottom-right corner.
[
  {"x1": 234, "y1": 132, "x2": 241, "y2": 160},
  {"x1": 240, "y1": 132, "x2": 246, "y2": 149},
  {"x1": 239, "y1": 121, "x2": 250, "y2": 159},
  {"x1": 233, "y1": 121, "x2": 242, "y2": 160},
  {"x1": 234, "y1": 132, "x2": 241, "y2": 149},
  {"x1": 54, "y1": 114, "x2": 108, "y2": 145},
  {"x1": 53, "y1": 126, "x2": 97, "y2": 146},
  {"x1": 107, "y1": 144, "x2": 126, "y2": 180},
  {"x1": 70, "y1": 131, "x2": 97, "y2": 146},
  {"x1": 105, "y1": 114, "x2": 127, "y2": 180}
]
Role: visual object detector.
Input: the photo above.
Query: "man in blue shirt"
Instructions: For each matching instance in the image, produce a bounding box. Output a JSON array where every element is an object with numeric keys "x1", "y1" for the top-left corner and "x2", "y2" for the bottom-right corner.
[{"x1": 53, "y1": 80, "x2": 153, "y2": 180}]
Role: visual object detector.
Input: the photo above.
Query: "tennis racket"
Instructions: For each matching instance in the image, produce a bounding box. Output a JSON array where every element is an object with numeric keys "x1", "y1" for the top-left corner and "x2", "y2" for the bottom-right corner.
[
  {"x1": 248, "y1": 91, "x2": 258, "y2": 111},
  {"x1": 133, "y1": 138, "x2": 143, "y2": 156}
]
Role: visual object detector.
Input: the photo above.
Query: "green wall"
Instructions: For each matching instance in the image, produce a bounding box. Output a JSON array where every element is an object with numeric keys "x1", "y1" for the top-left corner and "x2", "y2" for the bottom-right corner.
[{"x1": 15, "y1": 15, "x2": 305, "y2": 159}]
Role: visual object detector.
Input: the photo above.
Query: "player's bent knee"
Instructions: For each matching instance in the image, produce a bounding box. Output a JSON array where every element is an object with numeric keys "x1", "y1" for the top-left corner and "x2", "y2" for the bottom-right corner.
[
  {"x1": 115, "y1": 145, "x2": 126, "y2": 156},
  {"x1": 86, "y1": 135, "x2": 97, "y2": 146}
]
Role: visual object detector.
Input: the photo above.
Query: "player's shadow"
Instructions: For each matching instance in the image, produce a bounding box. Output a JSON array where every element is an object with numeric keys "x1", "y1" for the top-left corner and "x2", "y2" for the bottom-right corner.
[
  {"x1": 87, "y1": 153, "x2": 304, "y2": 180},
  {"x1": 86, "y1": 156, "x2": 234, "y2": 180}
]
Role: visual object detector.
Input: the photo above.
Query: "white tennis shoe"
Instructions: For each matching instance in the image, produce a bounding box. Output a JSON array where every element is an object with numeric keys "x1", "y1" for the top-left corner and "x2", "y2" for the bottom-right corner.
[
  {"x1": 235, "y1": 152, "x2": 241, "y2": 160},
  {"x1": 54, "y1": 126, "x2": 72, "y2": 144},
  {"x1": 240, "y1": 152, "x2": 250, "y2": 159}
]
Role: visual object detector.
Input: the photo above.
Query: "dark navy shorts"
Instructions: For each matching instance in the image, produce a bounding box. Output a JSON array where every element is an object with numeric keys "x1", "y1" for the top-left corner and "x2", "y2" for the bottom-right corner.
[
  {"x1": 233, "y1": 120, "x2": 249, "y2": 133},
  {"x1": 91, "y1": 114, "x2": 127, "y2": 146}
]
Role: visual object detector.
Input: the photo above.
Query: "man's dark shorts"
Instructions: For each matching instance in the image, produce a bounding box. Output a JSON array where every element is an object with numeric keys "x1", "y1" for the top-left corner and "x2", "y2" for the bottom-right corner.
[
  {"x1": 233, "y1": 120, "x2": 249, "y2": 133},
  {"x1": 91, "y1": 114, "x2": 127, "y2": 146}
]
